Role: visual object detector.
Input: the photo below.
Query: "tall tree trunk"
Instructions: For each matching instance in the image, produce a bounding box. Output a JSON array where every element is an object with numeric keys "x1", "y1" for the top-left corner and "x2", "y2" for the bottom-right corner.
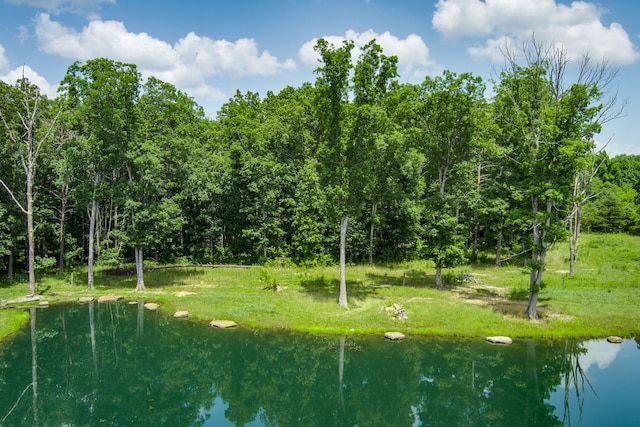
[
  {"x1": 134, "y1": 247, "x2": 145, "y2": 291},
  {"x1": 338, "y1": 215, "x2": 348, "y2": 308},
  {"x1": 569, "y1": 202, "x2": 582, "y2": 276},
  {"x1": 526, "y1": 198, "x2": 551, "y2": 319},
  {"x1": 526, "y1": 195, "x2": 541, "y2": 319},
  {"x1": 26, "y1": 175, "x2": 36, "y2": 296}
]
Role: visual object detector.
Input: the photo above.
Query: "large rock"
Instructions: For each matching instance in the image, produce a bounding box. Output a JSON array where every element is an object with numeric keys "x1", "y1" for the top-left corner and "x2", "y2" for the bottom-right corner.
[
  {"x1": 173, "y1": 310, "x2": 189, "y2": 318},
  {"x1": 607, "y1": 336, "x2": 623, "y2": 344},
  {"x1": 144, "y1": 302, "x2": 160, "y2": 311},
  {"x1": 486, "y1": 336, "x2": 513, "y2": 345},
  {"x1": 98, "y1": 295, "x2": 123, "y2": 303},
  {"x1": 210, "y1": 320, "x2": 238, "y2": 329},
  {"x1": 385, "y1": 332, "x2": 406, "y2": 341}
]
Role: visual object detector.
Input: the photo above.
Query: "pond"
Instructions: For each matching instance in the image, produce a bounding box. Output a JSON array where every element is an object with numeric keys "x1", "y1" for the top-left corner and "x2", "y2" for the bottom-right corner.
[{"x1": 0, "y1": 303, "x2": 638, "y2": 426}]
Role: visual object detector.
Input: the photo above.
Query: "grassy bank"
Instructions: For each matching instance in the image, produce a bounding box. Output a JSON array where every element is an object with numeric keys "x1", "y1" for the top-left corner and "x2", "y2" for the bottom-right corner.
[{"x1": 1, "y1": 233, "x2": 639, "y2": 341}]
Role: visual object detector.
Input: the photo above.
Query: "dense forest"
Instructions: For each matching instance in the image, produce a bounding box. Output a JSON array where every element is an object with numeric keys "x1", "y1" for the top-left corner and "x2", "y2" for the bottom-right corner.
[{"x1": 1, "y1": 38, "x2": 638, "y2": 316}]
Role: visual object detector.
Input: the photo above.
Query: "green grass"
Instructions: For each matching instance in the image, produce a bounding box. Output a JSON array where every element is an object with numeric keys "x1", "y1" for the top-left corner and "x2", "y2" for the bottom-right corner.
[{"x1": 1, "y1": 233, "x2": 640, "y2": 341}]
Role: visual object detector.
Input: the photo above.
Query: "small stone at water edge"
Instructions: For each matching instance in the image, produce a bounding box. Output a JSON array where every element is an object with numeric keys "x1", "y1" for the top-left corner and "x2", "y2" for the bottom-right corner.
[
  {"x1": 210, "y1": 320, "x2": 238, "y2": 329},
  {"x1": 385, "y1": 332, "x2": 406, "y2": 341},
  {"x1": 98, "y1": 295, "x2": 123, "y2": 303},
  {"x1": 144, "y1": 303, "x2": 160, "y2": 310},
  {"x1": 173, "y1": 310, "x2": 189, "y2": 318},
  {"x1": 607, "y1": 336, "x2": 623, "y2": 344},
  {"x1": 78, "y1": 297, "x2": 93, "y2": 303},
  {"x1": 486, "y1": 336, "x2": 513, "y2": 345}
]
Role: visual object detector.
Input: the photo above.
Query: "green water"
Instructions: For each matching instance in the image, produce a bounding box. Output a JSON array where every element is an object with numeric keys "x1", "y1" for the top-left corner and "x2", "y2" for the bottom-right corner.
[{"x1": 0, "y1": 303, "x2": 638, "y2": 426}]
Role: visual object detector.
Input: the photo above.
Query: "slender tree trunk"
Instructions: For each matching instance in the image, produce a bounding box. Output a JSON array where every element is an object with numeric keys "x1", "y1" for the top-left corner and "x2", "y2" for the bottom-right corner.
[
  {"x1": 26, "y1": 175, "x2": 36, "y2": 296},
  {"x1": 569, "y1": 203, "x2": 582, "y2": 276},
  {"x1": 526, "y1": 195, "x2": 541, "y2": 319},
  {"x1": 526, "y1": 198, "x2": 551, "y2": 319},
  {"x1": 87, "y1": 197, "x2": 98, "y2": 288},
  {"x1": 338, "y1": 215, "x2": 348, "y2": 308},
  {"x1": 134, "y1": 246, "x2": 145, "y2": 291}
]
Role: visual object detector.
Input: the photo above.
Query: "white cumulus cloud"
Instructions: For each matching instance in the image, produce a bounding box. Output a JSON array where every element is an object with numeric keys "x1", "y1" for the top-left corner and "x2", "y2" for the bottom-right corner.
[
  {"x1": 0, "y1": 50, "x2": 58, "y2": 99},
  {"x1": 299, "y1": 29, "x2": 436, "y2": 81},
  {"x1": 32, "y1": 13, "x2": 297, "y2": 109},
  {"x1": 433, "y1": 0, "x2": 639, "y2": 65}
]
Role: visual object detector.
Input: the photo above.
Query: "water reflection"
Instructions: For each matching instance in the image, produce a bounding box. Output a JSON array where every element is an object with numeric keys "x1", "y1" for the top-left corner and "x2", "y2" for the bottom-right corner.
[{"x1": 0, "y1": 303, "x2": 638, "y2": 426}]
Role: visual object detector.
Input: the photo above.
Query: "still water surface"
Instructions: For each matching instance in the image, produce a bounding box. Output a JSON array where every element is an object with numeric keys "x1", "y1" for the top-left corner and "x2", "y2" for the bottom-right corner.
[{"x1": 0, "y1": 302, "x2": 638, "y2": 426}]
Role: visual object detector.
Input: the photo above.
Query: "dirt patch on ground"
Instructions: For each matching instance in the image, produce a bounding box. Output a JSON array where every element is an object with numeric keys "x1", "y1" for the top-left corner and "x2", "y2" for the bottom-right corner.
[
  {"x1": 454, "y1": 285, "x2": 529, "y2": 317},
  {"x1": 174, "y1": 291, "x2": 196, "y2": 297}
]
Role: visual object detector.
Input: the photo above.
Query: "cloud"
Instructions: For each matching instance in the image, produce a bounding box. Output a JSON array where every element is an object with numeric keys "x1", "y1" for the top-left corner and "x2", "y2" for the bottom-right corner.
[
  {"x1": 433, "y1": 0, "x2": 639, "y2": 65},
  {"x1": 35, "y1": 14, "x2": 179, "y2": 70},
  {"x1": 0, "y1": 55, "x2": 58, "y2": 100},
  {"x1": 0, "y1": 45, "x2": 9, "y2": 73},
  {"x1": 32, "y1": 13, "x2": 297, "y2": 108},
  {"x1": 175, "y1": 32, "x2": 296, "y2": 77},
  {"x1": 299, "y1": 29, "x2": 437, "y2": 81},
  {"x1": 0, "y1": 45, "x2": 52, "y2": 95}
]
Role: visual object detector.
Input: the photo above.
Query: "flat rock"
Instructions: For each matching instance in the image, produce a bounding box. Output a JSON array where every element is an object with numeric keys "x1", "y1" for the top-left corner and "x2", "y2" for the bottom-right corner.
[
  {"x1": 144, "y1": 303, "x2": 160, "y2": 311},
  {"x1": 486, "y1": 336, "x2": 513, "y2": 345},
  {"x1": 173, "y1": 310, "x2": 189, "y2": 318},
  {"x1": 607, "y1": 336, "x2": 623, "y2": 344},
  {"x1": 78, "y1": 297, "x2": 94, "y2": 303},
  {"x1": 210, "y1": 320, "x2": 238, "y2": 329},
  {"x1": 38, "y1": 301, "x2": 49, "y2": 307},
  {"x1": 7, "y1": 295, "x2": 41, "y2": 304},
  {"x1": 385, "y1": 332, "x2": 406, "y2": 341},
  {"x1": 97, "y1": 295, "x2": 123, "y2": 303}
]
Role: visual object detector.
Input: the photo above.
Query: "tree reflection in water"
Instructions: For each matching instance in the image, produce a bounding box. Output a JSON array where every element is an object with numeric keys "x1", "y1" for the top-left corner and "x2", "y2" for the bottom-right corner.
[{"x1": 0, "y1": 303, "x2": 634, "y2": 426}]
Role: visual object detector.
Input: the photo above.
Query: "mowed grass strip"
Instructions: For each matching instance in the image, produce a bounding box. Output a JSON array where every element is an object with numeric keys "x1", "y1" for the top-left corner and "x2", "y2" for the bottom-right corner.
[{"x1": 1, "y1": 233, "x2": 639, "y2": 341}]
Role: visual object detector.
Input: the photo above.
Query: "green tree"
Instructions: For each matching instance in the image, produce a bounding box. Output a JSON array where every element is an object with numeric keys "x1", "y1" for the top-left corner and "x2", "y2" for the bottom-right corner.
[
  {"x1": 494, "y1": 40, "x2": 605, "y2": 318},
  {"x1": 58, "y1": 58, "x2": 140, "y2": 288},
  {"x1": 0, "y1": 78, "x2": 59, "y2": 296},
  {"x1": 314, "y1": 38, "x2": 355, "y2": 307},
  {"x1": 314, "y1": 39, "x2": 397, "y2": 307},
  {"x1": 414, "y1": 70, "x2": 486, "y2": 288}
]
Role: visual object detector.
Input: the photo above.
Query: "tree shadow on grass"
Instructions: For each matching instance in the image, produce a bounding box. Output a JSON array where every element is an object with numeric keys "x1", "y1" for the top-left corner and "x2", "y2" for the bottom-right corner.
[
  {"x1": 454, "y1": 286, "x2": 553, "y2": 318},
  {"x1": 299, "y1": 275, "x2": 380, "y2": 302},
  {"x1": 91, "y1": 266, "x2": 207, "y2": 289},
  {"x1": 366, "y1": 269, "x2": 458, "y2": 289}
]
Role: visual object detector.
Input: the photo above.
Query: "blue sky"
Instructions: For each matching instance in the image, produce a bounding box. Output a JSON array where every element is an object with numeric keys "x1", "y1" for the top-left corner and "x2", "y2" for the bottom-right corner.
[{"x1": 1, "y1": 0, "x2": 639, "y2": 155}]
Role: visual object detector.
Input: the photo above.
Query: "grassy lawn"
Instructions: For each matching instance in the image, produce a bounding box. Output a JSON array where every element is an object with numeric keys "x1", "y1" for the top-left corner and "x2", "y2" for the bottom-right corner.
[{"x1": 1, "y1": 233, "x2": 639, "y2": 341}]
